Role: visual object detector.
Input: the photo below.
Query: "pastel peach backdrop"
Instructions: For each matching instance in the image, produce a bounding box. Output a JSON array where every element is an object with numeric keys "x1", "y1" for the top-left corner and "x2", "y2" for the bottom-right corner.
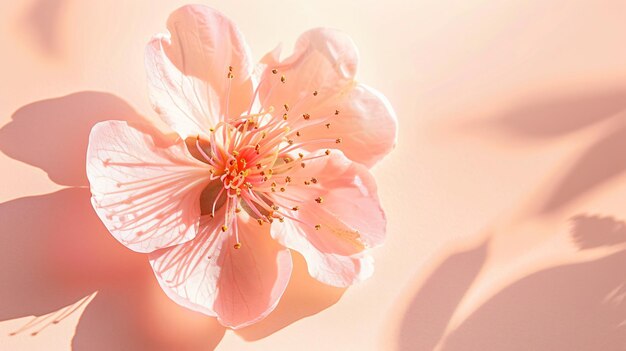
[{"x1": 1, "y1": 0, "x2": 626, "y2": 350}]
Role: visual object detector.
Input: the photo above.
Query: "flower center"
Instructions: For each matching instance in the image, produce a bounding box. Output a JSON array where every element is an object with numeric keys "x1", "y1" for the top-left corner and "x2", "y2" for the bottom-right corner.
[
  {"x1": 221, "y1": 154, "x2": 249, "y2": 189},
  {"x1": 190, "y1": 66, "x2": 341, "y2": 249}
]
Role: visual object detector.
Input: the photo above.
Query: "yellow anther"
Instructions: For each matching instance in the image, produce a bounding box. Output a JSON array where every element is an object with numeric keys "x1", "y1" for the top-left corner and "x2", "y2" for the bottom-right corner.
[
  {"x1": 235, "y1": 207, "x2": 241, "y2": 213},
  {"x1": 301, "y1": 162, "x2": 306, "y2": 168},
  {"x1": 315, "y1": 196, "x2": 324, "y2": 204},
  {"x1": 284, "y1": 104, "x2": 290, "y2": 111},
  {"x1": 280, "y1": 75, "x2": 286, "y2": 83},
  {"x1": 233, "y1": 243, "x2": 242, "y2": 249},
  {"x1": 315, "y1": 224, "x2": 321, "y2": 230},
  {"x1": 313, "y1": 90, "x2": 318, "y2": 96},
  {"x1": 285, "y1": 176, "x2": 292, "y2": 183},
  {"x1": 298, "y1": 152, "x2": 304, "y2": 158},
  {"x1": 325, "y1": 123, "x2": 331, "y2": 129},
  {"x1": 335, "y1": 138, "x2": 342, "y2": 144},
  {"x1": 258, "y1": 218, "x2": 264, "y2": 225},
  {"x1": 311, "y1": 177, "x2": 318, "y2": 184},
  {"x1": 283, "y1": 113, "x2": 288, "y2": 120},
  {"x1": 272, "y1": 69, "x2": 278, "y2": 74},
  {"x1": 304, "y1": 180, "x2": 311, "y2": 185},
  {"x1": 335, "y1": 109, "x2": 340, "y2": 115},
  {"x1": 292, "y1": 206, "x2": 299, "y2": 211},
  {"x1": 302, "y1": 113, "x2": 310, "y2": 120},
  {"x1": 280, "y1": 187, "x2": 286, "y2": 192},
  {"x1": 296, "y1": 131, "x2": 301, "y2": 137},
  {"x1": 221, "y1": 225, "x2": 228, "y2": 232},
  {"x1": 325, "y1": 149, "x2": 331, "y2": 155}
]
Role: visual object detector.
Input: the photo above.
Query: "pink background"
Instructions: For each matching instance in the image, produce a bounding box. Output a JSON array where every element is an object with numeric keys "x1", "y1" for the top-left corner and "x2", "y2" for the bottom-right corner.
[{"x1": 2, "y1": 0, "x2": 626, "y2": 350}]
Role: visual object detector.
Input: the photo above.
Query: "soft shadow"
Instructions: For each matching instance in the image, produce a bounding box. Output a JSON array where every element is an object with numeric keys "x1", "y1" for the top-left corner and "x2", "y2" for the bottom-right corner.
[
  {"x1": 0, "y1": 189, "x2": 225, "y2": 350},
  {"x1": 0, "y1": 92, "x2": 225, "y2": 350},
  {"x1": 479, "y1": 88, "x2": 626, "y2": 139},
  {"x1": 0, "y1": 91, "x2": 140, "y2": 186},
  {"x1": 571, "y1": 214, "x2": 626, "y2": 250},
  {"x1": 461, "y1": 87, "x2": 626, "y2": 215},
  {"x1": 236, "y1": 252, "x2": 346, "y2": 340},
  {"x1": 439, "y1": 215, "x2": 626, "y2": 351},
  {"x1": 540, "y1": 122, "x2": 626, "y2": 213},
  {"x1": 396, "y1": 240, "x2": 488, "y2": 351},
  {"x1": 19, "y1": 0, "x2": 66, "y2": 55}
]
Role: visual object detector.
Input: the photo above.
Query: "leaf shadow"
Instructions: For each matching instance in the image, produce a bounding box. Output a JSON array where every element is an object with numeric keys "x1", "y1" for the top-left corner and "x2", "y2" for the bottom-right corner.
[
  {"x1": 399, "y1": 87, "x2": 626, "y2": 350},
  {"x1": 540, "y1": 121, "x2": 626, "y2": 214},
  {"x1": 396, "y1": 240, "x2": 488, "y2": 351},
  {"x1": 439, "y1": 215, "x2": 626, "y2": 351},
  {"x1": 479, "y1": 88, "x2": 626, "y2": 139},
  {"x1": 458, "y1": 86, "x2": 626, "y2": 215},
  {"x1": 570, "y1": 214, "x2": 626, "y2": 250},
  {"x1": 18, "y1": 0, "x2": 66, "y2": 56}
]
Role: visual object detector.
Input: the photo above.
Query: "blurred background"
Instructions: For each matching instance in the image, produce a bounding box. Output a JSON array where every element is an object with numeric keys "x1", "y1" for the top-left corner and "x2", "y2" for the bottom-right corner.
[{"x1": 1, "y1": 0, "x2": 626, "y2": 350}]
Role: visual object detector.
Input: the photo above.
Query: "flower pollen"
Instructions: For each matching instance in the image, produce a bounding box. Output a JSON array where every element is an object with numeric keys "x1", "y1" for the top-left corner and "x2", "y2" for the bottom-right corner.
[{"x1": 190, "y1": 67, "x2": 342, "y2": 247}]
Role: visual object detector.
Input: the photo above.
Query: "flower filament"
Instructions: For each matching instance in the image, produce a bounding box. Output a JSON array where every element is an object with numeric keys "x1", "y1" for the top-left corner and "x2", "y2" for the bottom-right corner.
[{"x1": 193, "y1": 66, "x2": 342, "y2": 249}]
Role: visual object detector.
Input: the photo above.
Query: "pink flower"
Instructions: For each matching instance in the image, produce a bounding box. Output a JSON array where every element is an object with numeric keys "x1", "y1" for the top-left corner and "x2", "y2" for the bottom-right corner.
[{"x1": 86, "y1": 5, "x2": 396, "y2": 329}]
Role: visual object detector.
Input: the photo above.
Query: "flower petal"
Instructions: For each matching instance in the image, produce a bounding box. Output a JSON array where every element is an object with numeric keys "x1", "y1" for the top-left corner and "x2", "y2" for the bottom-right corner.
[
  {"x1": 145, "y1": 5, "x2": 254, "y2": 139},
  {"x1": 258, "y1": 28, "x2": 396, "y2": 167},
  {"x1": 148, "y1": 215, "x2": 224, "y2": 317},
  {"x1": 214, "y1": 216, "x2": 292, "y2": 329},
  {"x1": 86, "y1": 121, "x2": 210, "y2": 253},
  {"x1": 149, "y1": 214, "x2": 292, "y2": 329},
  {"x1": 272, "y1": 219, "x2": 374, "y2": 287},
  {"x1": 297, "y1": 84, "x2": 397, "y2": 168},
  {"x1": 258, "y1": 28, "x2": 357, "y2": 116},
  {"x1": 270, "y1": 150, "x2": 385, "y2": 286}
]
